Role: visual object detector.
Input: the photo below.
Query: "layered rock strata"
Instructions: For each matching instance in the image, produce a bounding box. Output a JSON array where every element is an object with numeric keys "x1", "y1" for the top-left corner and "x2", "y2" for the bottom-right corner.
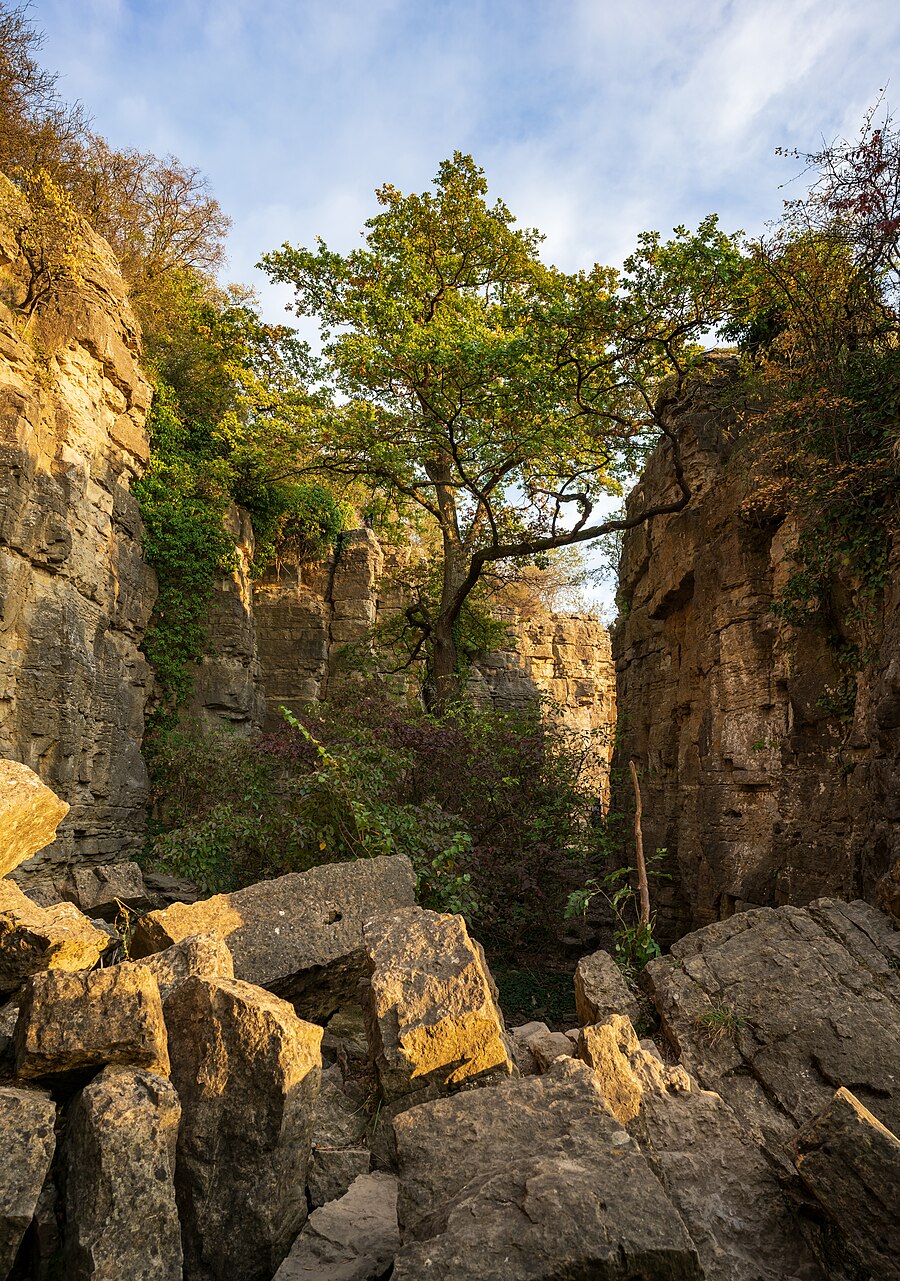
[
  {"x1": 613, "y1": 366, "x2": 900, "y2": 933},
  {"x1": 0, "y1": 176, "x2": 155, "y2": 875}
]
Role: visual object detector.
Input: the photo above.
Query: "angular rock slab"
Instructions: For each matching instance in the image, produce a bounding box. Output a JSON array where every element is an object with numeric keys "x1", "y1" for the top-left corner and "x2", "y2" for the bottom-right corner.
[
  {"x1": 15, "y1": 963, "x2": 169, "y2": 1084},
  {"x1": 63, "y1": 1067, "x2": 182, "y2": 1281},
  {"x1": 63, "y1": 861, "x2": 152, "y2": 919},
  {"x1": 164, "y1": 976, "x2": 323, "y2": 1281},
  {"x1": 574, "y1": 947, "x2": 642, "y2": 1027},
  {"x1": 0, "y1": 880, "x2": 109, "y2": 995},
  {"x1": 275, "y1": 1172, "x2": 399, "y2": 1280},
  {"x1": 609, "y1": 1024, "x2": 825, "y2": 1281},
  {"x1": 364, "y1": 907, "x2": 513, "y2": 1103},
  {"x1": 0, "y1": 758, "x2": 69, "y2": 877},
  {"x1": 0, "y1": 1085, "x2": 56, "y2": 1276},
  {"x1": 132, "y1": 855, "x2": 416, "y2": 1020},
  {"x1": 794, "y1": 1086, "x2": 900, "y2": 1281},
  {"x1": 391, "y1": 1059, "x2": 702, "y2": 1280},
  {"x1": 577, "y1": 1016, "x2": 645, "y2": 1125},
  {"x1": 644, "y1": 900, "x2": 900, "y2": 1147},
  {"x1": 130, "y1": 933, "x2": 234, "y2": 1001}
]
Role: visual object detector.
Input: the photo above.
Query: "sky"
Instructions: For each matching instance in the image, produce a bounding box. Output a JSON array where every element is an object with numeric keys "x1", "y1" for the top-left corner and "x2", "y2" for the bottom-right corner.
[{"x1": 28, "y1": 0, "x2": 900, "y2": 608}]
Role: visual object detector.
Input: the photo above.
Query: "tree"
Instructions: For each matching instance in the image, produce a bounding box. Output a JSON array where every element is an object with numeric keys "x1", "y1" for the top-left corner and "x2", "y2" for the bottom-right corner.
[{"x1": 262, "y1": 154, "x2": 742, "y2": 708}]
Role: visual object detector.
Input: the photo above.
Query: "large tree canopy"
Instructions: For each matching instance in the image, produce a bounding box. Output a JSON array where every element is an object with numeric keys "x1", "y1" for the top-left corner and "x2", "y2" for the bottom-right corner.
[{"x1": 262, "y1": 154, "x2": 741, "y2": 706}]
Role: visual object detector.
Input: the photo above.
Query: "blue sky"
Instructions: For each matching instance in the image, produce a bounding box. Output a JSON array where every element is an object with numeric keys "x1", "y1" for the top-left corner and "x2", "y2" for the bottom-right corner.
[{"x1": 29, "y1": 0, "x2": 900, "y2": 607}]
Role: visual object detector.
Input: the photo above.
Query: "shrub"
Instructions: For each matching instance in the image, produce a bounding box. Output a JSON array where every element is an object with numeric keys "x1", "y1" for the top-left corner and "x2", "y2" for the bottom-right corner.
[{"x1": 144, "y1": 681, "x2": 601, "y2": 953}]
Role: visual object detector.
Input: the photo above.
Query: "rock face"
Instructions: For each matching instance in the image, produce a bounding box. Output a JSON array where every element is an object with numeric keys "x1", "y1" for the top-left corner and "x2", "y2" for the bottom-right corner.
[
  {"x1": 577, "y1": 1015, "x2": 823, "y2": 1280},
  {"x1": 164, "y1": 976, "x2": 323, "y2": 1281},
  {"x1": 251, "y1": 531, "x2": 616, "y2": 794},
  {"x1": 469, "y1": 611, "x2": 617, "y2": 801},
  {"x1": 644, "y1": 899, "x2": 900, "y2": 1148},
  {"x1": 131, "y1": 854, "x2": 417, "y2": 1020},
  {"x1": 0, "y1": 1084, "x2": 56, "y2": 1276},
  {"x1": 391, "y1": 1059, "x2": 703, "y2": 1280},
  {"x1": 794, "y1": 1087, "x2": 900, "y2": 1281},
  {"x1": 183, "y1": 503, "x2": 265, "y2": 732},
  {"x1": 364, "y1": 907, "x2": 513, "y2": 1103},
  {"x1": 613, "y1": 365, "x2": 900, "y2": 934},
  {"x1": 63, "y1": 1066, "x2": 182, "y2": 1281},
  {"x1": 0, "y1": 175, "x2": 156, "y2": 878},
  {"x1": 0, "y1": 759, "x2": 69, "y2": 877}
]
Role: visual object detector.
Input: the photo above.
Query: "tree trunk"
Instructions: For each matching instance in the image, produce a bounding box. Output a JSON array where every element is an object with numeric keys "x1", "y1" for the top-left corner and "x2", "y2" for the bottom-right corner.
[
  {"x1": 431, "y1": 615, "x2": 459, "y2": 714},
  {"x1": 428, "y1": 523, "x2": 468, "y2": 715}
]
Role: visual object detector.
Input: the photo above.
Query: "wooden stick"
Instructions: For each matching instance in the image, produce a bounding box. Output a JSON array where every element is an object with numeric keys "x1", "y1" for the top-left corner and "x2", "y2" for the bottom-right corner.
[{"x1": 629, "y1": 759, "x2": 651, "y2": 927}]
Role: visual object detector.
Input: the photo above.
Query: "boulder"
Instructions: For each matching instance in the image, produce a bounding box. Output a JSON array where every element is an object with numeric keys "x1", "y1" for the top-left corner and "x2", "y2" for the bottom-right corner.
[
  {"x1": 63, "y1": 1067, "x2": 181, "y2": 1281},
  {"x1": 574, "y1": 947, "x2": 642, "y2": 1027},
  {"x1": 0, "y1": 1084, "x2": 56, "y2": 1276},
  {"x1": 274, "y1": 1172, "x2": 400, "y2": 1281},
  {"x1": 527, "y1": 1029, "x2": 576, "y2": 1071},
  {"x1": 620, "y1": 1028, "x2": 824, "y2": 1280},
  {"x1": 644, "y1": 900, "x2": 900, "y2": 1149},
  {"x1": 130, "y1": 933, "x2": 234, "y2": 1000},
  {"x1": 0, "y1": 758, "x2": 69, "y2": 878},
  {"x1": 793, "y1": 1086, "x2": 900, "y2": 1281},
  {"x1": 164, "y1": 976, "x2": 323, "y2": 1281},
  {"x1": 131, "y1": 855, "x2": 416, "y2": 1020},
  {"x1": 363, "y1": 907, "x2": 513, "y2": 1103},
  {"x1": 0, "y1": 880, "x2": 110, "y2": 995},
  {"x1": 308, "y1": 1148, "x2": 372, "y2": 1209},
  {"x1": 15, "y1": 963, "x2": 169, "y2": 1084},
  {"x1": 577, "y1": 1016, "x2": 645, "y2": 1125},
  {"x1": 62, "y1": 861, "x2": 152, "y2": 920},
  {"x1": 391, "y1": 1058, "x2": 702, "y2": 1279}
]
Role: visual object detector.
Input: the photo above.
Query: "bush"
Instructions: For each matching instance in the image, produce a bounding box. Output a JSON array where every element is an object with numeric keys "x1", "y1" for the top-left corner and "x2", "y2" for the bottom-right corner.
[{"x1": 144, "y1": 681, "x2": 601, "y2": 953}]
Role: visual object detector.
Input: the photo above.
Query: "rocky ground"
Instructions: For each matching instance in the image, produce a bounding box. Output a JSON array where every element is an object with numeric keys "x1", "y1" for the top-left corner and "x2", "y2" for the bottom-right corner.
[{"x1": 1, "y1": 759, "x2": 898, "y2": 1280}]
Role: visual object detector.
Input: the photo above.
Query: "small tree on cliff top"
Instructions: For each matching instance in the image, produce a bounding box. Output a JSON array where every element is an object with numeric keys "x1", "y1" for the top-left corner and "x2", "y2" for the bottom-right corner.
[{"x1": 262, "y1": 154, "x2": 741, "y2": 709}]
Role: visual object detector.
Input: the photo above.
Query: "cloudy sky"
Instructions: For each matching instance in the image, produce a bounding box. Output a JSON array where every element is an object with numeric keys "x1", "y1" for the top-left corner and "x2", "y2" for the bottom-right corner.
[
  {"x1": 27, "y1": 0, "x2": 900, "y2": 606},
  {"x1": 31, "y1": 0, "x2": 900, "y2": 317}
]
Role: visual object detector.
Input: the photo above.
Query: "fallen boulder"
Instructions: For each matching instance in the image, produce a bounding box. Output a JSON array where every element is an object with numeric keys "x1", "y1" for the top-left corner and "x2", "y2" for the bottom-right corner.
[
  {"x1": 363, "y1": 907, "x2": 513, "y2": 1104},
  {"x1": 62, "y1": 861, "x2": 152, "y2": 920},
  {"x1": 15, "y1": 963, "x2": 169, "y2": 1084},
  {"x1": 577, "y1": 1016, "x2": 645, "y2": 1125},
  {"x1": 391, "y1": 1058, "x2": 702, "y2": 1279},
  {"x1": 131, "y1": 855, "x2": 416, "y2": 1020},
  {"x1": 0, "y1": 1084, "x2": 56, "y2": 1276},
  {"x1": 63, "y1": 1067, "x2": 182, "y2": 1281},
  {"x1": 0, "y1": 880, "x2": 110, "y2": 995},
  {"x1": 793, "y1": 1086, "x2": 900, "y2": 1281},
  {"x1": 644, "y1": 899, "x2": 900, "y2": 1149},
  {"x1": 274, "y1": 1171, "x2": 400, "y2": 1281},
  {"x1": 164, "y1": 976, "x2": 323, "y2": 1281},
  {"x1": 611, "y1": 1022, "x2": 825, "y2": 1281},
  {"x1": 0, "y1": 758, "x2": 69, "y2": 878},
  {"x1": 574, "y1": 947, "x2": 642, "y2": 1027},
  {"x1": 130, "y1": 933, "x2": 234, "y2": 1000}
]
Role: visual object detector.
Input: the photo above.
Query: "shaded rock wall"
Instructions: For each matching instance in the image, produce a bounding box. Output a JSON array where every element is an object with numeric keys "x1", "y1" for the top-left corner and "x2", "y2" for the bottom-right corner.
[
  {"x1": 0, "y1": 182, "x2": 155, "y2": 875},
  {"x1": 612, "y1": 378, "x2": 900, "y2": 937},
  {"x1": 193, "y1": 528, "x2": 615, "y2": 791}
]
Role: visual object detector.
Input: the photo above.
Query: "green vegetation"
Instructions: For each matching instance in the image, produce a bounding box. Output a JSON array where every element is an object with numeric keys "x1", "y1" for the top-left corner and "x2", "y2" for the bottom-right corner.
[
  {"x1": 695, "y1": 1003, "x2": 747, "y2": 1045},
  {"x1": 144, "y1": 682, "x2": 603, "y2": 955},
  {"x1": 724, "y1": 106, "x2": 900, "y2": 725},
  {"x1": 565, "y1": 845, "x2": 670, "y2": 972},
  {"x1": 262, "y1": 155, "x2": 742, "y2": 709}
]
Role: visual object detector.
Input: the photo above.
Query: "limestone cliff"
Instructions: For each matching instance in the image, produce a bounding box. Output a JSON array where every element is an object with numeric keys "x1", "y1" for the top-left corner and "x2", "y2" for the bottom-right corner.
[
  {"x1": 193, "y1": 527, "x2": 616, "y2": 794},
  {"x1": 612, "y1": 374, "x2": 900, "y2": 936},
  {"x1": 0, "y1": 179, "x2": 155, "y2": 873}
]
